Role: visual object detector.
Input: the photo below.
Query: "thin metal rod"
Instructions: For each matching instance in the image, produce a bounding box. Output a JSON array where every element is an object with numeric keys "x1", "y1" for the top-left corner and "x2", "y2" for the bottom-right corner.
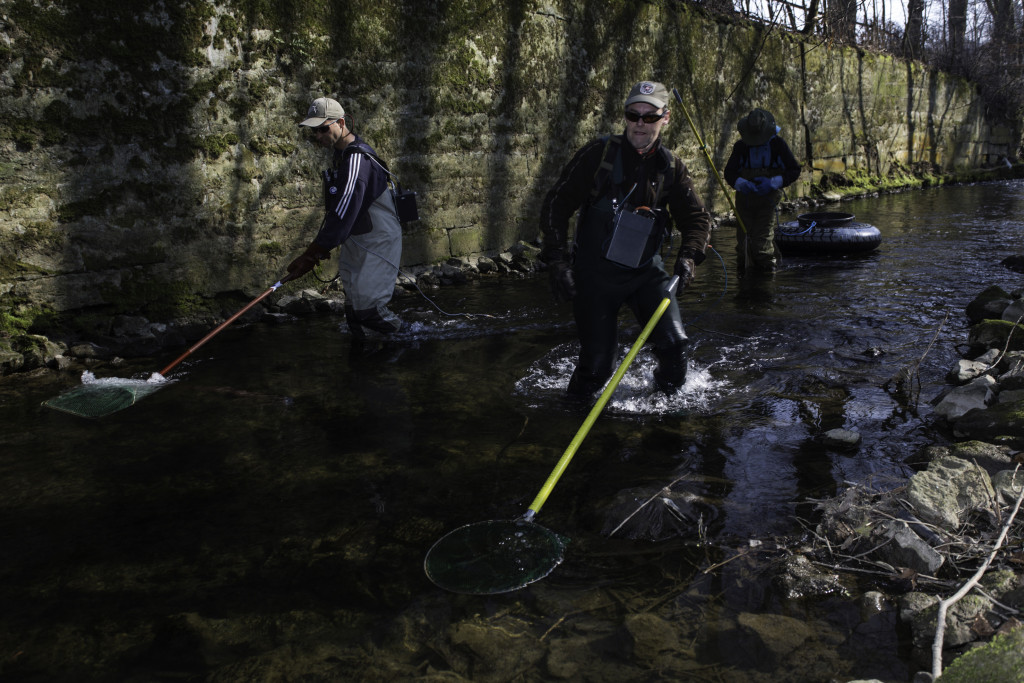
[
  {"x1": 524, "y1": 276, "x2": 681, "y2": 521},
  {"x1": 158, "y1": 278, "x2": 288, "y2": 377}
]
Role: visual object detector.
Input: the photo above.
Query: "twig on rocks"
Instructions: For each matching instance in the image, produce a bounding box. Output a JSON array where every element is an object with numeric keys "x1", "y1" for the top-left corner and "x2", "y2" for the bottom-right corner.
[
  {"x1": 884, "y1": 311, "x2": 948, "y2": 406},
  {"x1": 972, "y1": 584, "x2": 1022, "y2": 617},
  {"x1": 981, "y1": 313, "x2": 1024, "y2": 373},
  {"x1": 930, "y1": 465, "x2": 1024, "y2": 679}
]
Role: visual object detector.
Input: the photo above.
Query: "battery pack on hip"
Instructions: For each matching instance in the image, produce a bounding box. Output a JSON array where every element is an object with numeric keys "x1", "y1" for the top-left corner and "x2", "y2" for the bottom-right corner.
[{"x1": 604, "y1": 207, "x2": 659, "y2": 268}]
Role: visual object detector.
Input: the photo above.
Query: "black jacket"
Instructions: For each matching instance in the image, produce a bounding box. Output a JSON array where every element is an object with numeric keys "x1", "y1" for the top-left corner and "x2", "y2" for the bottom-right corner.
[{"x1": 539, "y1": 135, "x2": 711, "y2": 265}]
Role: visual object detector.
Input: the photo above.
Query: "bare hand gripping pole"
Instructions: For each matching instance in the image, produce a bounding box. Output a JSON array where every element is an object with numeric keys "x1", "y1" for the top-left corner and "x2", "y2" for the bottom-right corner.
[{"x1": 671, "y1": 87, "x2": 748, "y2": 236}]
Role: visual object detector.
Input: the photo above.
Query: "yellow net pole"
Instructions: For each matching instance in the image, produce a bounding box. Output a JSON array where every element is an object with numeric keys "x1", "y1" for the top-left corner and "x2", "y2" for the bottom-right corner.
[
  {"x1": 671, "y1": 87, "x2": 748, "y2": 236},
  {"x1": 523, "y1": 276, "x2": 680, "y2": 521}
]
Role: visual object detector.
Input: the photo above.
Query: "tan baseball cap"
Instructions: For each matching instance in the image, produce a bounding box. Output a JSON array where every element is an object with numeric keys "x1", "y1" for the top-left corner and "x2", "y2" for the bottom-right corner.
[
  {"x1": 299, "y1": 97, "x2": 345, "y2": 127},
  {"x1": 625, "y1": 81, "x2": 669, "y2": 109}
]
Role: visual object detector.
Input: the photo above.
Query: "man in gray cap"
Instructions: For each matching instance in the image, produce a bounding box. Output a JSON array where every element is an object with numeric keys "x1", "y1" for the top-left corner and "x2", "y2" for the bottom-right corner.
[
  {"x1": 723, "y1": 108, "x2": 801, "y2": 276},
  {"x1": 538, "y1": 80, "x2": 711, "y2": 398},
  {"x1": 289, "y1": 96, "x2": 403, "y2": 337}
]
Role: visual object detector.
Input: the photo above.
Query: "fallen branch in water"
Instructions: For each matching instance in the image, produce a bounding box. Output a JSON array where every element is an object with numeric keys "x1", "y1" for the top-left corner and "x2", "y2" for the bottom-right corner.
[
  {"x1": 930, "y1": 466, "x2": 1024, "y2": 679},
  {"x1": 884, "y1": 311, "x2": 948, "y2": 406}
]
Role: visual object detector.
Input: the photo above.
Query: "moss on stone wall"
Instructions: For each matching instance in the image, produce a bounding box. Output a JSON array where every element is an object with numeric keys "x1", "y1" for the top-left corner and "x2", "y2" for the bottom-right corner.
[{"x1": 0, "y1": 0, "x2": 1020, "y2": 330}]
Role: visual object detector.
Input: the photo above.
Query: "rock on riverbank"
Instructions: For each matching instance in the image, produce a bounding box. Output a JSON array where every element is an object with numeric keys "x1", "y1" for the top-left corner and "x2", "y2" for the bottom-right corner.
[
  {"x1": 0, "y1": 243, "x2": 543, "y2": 377},
  {"x1": 801, "y1": 283, "x2": 1024, "y2": 679}
]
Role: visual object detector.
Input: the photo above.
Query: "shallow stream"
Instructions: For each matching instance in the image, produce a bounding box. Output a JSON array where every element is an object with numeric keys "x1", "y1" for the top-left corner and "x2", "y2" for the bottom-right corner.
[{"x1": 2, "y1": 181, "x2": 1023, "y2": 681}]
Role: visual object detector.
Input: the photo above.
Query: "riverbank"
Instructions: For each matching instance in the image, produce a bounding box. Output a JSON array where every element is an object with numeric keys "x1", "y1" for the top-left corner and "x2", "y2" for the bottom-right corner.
[{"x1": 795, "y1": 280, "x2": 1024, "y2": 681}]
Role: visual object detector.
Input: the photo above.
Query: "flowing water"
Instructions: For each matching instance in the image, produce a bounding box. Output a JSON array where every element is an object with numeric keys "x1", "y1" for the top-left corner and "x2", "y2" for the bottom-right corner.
[{"x1": 2, "y1": 181, "x2": 1023, "y2": 681}]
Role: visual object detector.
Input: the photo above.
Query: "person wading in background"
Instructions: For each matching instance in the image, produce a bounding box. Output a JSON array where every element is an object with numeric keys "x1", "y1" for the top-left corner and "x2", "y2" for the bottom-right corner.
[
  {"x1": 723, "y1": 108, "x2": 801, "y2": 277},
  {"x1": 289, "y1": 96, "x2": 403, "y2": 337},
  {"x1": 538, "y1": 80, "x2": 712, "y2": 399}
]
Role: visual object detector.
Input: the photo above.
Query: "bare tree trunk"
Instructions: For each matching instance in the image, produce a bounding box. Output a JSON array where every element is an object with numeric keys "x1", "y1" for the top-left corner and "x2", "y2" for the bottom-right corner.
[
  {"x1": 903, "y1": 0, "x2": 926, "y2": 59},
  {"x1": 827, "y1": 0, "x2": 859, "y2": 44},
  {"x1": 948, "y1": 0, "x2": 968, "y2": 72},
  {"x1": 989, "y1": 0, "x2": 1016, "y2": 49},
  {"x1": 802, "y1": 0, "x2": 821, "y2": 34}
]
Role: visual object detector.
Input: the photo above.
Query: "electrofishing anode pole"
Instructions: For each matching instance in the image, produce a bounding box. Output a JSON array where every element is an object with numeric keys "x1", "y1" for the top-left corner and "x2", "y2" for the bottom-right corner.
[
  {"x1": 671, "y1": 87, "x2": 748, "y2": 236},
  {"x1": 522, "y1": 275, "x2": 681, "y2": 523}
]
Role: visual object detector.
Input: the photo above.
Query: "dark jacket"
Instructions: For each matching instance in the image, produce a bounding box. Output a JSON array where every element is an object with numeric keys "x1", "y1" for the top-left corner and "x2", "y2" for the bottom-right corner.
[
  {"x1": 539, "y1": 135, "x2": 711, "y2": 265},
  {"x1": 723, "y1": 136, "x2": 801, "y2": 188},
  {"x1": 314, "y1": 135, "x2": 392, "y2": 249}
]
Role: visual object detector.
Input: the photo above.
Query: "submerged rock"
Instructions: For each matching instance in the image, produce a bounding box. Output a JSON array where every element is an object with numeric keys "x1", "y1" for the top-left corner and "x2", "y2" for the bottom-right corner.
[
  {"x1": 822, "y1": 427, "x2": 862, "y2": 449},
  {"x1": 774, "y1": 554, "x2": 850, "y2": 599},
  {"x1": 599, "y1": 484, "x2": 717, "y2": 541},
  {"x1": 624, "y1": 613, "x2": 680, "y2": 662}
]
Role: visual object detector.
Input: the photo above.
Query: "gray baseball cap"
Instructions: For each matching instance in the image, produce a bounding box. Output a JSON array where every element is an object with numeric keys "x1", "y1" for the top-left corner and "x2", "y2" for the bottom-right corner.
[
  {"x1": 625, "y1": 81, "x2": 669, "y2": 109},
  {"x1": 299, "y1": 97, "x2": 345, "y2": 127}
]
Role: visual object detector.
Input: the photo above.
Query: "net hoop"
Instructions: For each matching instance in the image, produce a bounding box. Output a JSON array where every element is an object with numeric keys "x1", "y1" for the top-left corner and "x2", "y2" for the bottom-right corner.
[{"x1": 424, "y1": 519, "x2": 567, "y2": 595}]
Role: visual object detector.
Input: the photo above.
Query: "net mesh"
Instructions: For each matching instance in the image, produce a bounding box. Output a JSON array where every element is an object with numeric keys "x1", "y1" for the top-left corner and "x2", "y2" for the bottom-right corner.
[
  {"x1": 424, "y1": 520, "x2": 567, "y2": 594},
  {"x1": 43, "y1": 373, "x2": 168, "y2": 418}
]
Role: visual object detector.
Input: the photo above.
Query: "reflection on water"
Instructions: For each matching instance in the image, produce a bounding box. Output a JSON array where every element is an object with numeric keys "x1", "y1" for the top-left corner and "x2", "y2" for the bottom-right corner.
[{"x1": 2, "y1": 181, "x2": 1024, "y2": 681}]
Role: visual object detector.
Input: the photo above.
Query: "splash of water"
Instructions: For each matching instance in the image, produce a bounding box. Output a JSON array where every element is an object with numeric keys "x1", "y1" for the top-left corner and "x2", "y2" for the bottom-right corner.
[
  {"x1": 514, "y1": 343, "x2": 728, "y2": 415},
  {"x1": 79, "y1": 369, "x2": 172, "y2": 399}
]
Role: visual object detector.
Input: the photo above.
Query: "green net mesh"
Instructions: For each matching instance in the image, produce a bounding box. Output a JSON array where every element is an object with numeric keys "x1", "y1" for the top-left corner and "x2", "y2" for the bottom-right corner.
[
  {"x1": 424, "y1": 519, "x2": 567, "y2": 594},
  {"x1": 43, "y1": 376, "x2": 167, "y2": 418}
]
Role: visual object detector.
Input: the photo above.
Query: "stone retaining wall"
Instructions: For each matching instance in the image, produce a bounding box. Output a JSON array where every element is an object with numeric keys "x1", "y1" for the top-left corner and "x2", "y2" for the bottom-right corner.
[{"x1": 0, "y1": 0, "x2": 1018, "y2": 332}]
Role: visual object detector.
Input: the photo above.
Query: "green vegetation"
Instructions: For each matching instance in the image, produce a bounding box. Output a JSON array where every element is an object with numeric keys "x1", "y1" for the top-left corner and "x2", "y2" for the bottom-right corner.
[
  {"x1": 191, "y1": 132, "x2": 242, "y2": 159},
  {"x1": 0, "y1": 310, "x2": 33, "y2": 335},
  {"x1": 940, "y1": 627, "x2": 1024, "y2": 683}
]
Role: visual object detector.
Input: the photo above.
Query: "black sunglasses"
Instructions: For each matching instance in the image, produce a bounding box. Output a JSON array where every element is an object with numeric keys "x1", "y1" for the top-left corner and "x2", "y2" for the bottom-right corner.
[
  {"x1": 313, "y1": 120, "x2": 337, "y2": 133},
  {"x1": 624, "y1": 110, "x2": 666, "y2": 124}
]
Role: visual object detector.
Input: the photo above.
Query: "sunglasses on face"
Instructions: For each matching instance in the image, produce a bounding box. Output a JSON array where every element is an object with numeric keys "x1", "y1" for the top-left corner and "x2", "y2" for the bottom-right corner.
[
  {"x1": 313, "y1": 121, "x2": 336, "y2": 133},
  {"x1": 624, "y1": 110, "x2": 666, "y2": 124}
]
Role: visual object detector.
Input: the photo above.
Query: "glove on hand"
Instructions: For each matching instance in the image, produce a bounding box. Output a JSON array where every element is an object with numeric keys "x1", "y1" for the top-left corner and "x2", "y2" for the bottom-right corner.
[
  {"x1": 287, "y1": 242, "x2": 330, "y2": 278},
  {"x1": 768, "y1": 175, "x2": 784, "y2": 190},
  {"x1": 674, "y1": 257, "x2": 695, "y2": 288},
  {"x1": 735, "y1": 177, "x2": 756, "y2": 194},
  {"x1": 752, "y1": 176, "x2": 773, "y2": 194},
  {"x1": 548, "y1": 261, "x2": 576, "y2": 302}
]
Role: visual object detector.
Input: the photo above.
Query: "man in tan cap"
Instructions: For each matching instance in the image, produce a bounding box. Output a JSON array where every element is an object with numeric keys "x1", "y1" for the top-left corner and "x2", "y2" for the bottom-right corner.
[
  {"x1": 723, "y1": 108, "x2": 801, "y2": 276},
  {"x1": 538, "y1": 80, "x2": 711, "y2": 398},
  {"x1": 289, "y1": 96, "x2": 404, "y2": 337}
]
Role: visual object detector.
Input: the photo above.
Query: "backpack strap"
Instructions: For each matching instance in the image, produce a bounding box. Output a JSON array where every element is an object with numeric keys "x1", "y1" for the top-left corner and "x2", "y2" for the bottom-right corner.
[
  {"x1": 345, "y1": 144, "x2": 405, "y2": 190},
  {"x1": 650, "y1": 146, "x2": 672, "y2": 205},
  {"x1": 590, "y1": 135, "x2": 622, "y2": 199}
]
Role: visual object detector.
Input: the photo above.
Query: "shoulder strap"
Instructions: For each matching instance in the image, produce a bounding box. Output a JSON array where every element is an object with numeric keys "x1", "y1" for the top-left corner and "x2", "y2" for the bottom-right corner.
[
  {"x1": 650, "y1": 146, "x2": 673, "y2": 205},
  {"x1": 590, "y1": 135, "x2": 622, "y2": 199},
  {"x1": 347, "y1": 144, "x2": 404, "y2": 191}
]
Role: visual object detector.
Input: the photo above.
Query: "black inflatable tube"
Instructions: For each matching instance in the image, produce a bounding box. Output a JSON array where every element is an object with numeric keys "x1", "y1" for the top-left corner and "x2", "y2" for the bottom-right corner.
[{"x1": 776, "y1": 212, "x2": 882, "y2": 255}]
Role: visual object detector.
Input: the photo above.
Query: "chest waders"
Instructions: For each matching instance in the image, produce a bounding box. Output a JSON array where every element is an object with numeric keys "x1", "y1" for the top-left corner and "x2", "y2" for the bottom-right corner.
[
  {"x1": 736, "y1": 142, "x2": 784, "y2": 274},
  {"x1": 567, "y1": 138, "x2": 688, "y2": 398},
  {"x1": 327, "y1": 144, "x2": 404, "y2": 336}
]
